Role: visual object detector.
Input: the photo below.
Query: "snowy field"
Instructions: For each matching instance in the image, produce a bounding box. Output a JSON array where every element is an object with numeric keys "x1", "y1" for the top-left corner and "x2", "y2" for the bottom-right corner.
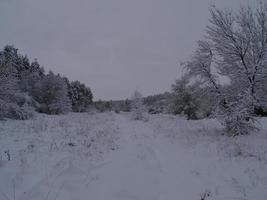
[{"x1": 0, "y1": 112, "x2": 267, "y2": 200}]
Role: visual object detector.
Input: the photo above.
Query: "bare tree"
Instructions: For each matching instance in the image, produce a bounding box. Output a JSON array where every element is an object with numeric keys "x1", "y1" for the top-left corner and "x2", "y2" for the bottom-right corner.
[{"x1": 185, "y1": 2, "x2": 267, "y2": 135}]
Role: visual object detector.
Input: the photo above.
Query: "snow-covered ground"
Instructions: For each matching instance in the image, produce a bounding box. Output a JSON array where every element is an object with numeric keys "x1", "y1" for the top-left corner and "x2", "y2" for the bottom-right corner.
[{"x1": 0, "y1": 112, "x2": 267, "y2": 200}]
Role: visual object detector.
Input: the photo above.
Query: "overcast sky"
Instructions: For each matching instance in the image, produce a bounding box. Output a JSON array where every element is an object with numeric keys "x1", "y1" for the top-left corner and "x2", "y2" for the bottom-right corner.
[{"x1": 0, "y1": 0, "x2": 254, "y2": 100}]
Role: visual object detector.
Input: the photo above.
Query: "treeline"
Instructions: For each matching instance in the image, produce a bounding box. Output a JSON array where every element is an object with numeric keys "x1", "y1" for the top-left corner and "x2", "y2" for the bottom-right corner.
[
  {"x1": 0, "y1": 45, "x2": 93, "y2": 120},
  {"x1": 93, "y1": 89, "x2": 211, "y2": 119}
]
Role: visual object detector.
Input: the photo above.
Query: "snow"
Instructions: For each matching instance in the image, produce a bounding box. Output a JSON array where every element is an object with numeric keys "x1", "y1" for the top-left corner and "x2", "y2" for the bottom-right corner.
[{"x1": 0, "y1": 112, "x2": 267, "y2": 200}]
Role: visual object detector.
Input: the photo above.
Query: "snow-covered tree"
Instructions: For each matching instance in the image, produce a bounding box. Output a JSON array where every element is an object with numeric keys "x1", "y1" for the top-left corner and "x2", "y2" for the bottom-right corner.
[
  {"x1": 131, "y1": 90, "x2": 146, "y2": 120},
  {"x1": 169, "y1": 75, "x2": 212, "y2": 119},
  {"x1": 0, "y1": 47, "x2": 34, "y2": 119},
  {"x1": 216, "y1": 90, "x2": 258, "y2": 136},
  {"x1": 33, "y1": 71, "x2": 71, "y2": 114},
  {"x1": 184, "y1": 2, "x2": 267, "y2": 135},
  {"x1": 169, "y1": 76, "x2": 197, "y2": 119},
  {"x1": 0, "y1": 45, "x2": 94, "y2": 119},
  {"x1": 67, "y1": 80, "x2": 93, "y2": 112},
  {"x1": 20, "y1": 59, "x2": 45, "y2": 101}
]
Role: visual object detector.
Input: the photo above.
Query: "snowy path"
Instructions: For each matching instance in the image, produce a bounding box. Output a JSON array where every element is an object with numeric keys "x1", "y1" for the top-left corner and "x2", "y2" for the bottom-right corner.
[
  {"x1": 84, "y1": 115, "x2": 163, "y2": 200},
  {"x1": 99, "y1": 114, "x2": 210, "y2": 200},
  {"x1": 1, "y1": 113, "x2": 267, "y2": 200}
]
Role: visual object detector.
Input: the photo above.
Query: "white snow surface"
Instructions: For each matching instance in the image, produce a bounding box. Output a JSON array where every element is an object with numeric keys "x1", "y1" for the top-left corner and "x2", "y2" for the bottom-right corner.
[{"x1": 0, "y1": 112, "x2": 267, "y2": 200}]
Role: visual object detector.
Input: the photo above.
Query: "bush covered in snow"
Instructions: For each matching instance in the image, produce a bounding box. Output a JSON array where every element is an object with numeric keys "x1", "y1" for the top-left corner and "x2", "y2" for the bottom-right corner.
[
  {"x1": 169, "y1": 75, "x2": 213, "y2": 120},
  {"x1": 131, "y1": 90, "x2": 147, "y2": 120}
]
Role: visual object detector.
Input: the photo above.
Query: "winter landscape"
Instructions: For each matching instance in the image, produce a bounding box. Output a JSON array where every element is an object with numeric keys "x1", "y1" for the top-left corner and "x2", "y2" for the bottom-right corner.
[
  {"x1": 0, "y1": 112, "x2": 267, "y2": 200},
  {"x1": 1, "y1": 0, "x2": 267, "y2": 200}
]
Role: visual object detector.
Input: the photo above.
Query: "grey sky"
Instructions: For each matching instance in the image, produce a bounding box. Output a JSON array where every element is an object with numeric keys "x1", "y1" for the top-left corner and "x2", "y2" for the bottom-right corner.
[{"x1": 0, "y1": 0, "x2": 254, "y2": 100}]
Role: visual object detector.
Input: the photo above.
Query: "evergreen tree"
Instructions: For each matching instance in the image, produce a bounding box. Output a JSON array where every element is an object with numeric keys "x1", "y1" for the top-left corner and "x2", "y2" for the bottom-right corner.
[
  {"x1": 33, "y1": 71, "x2": 71, "y2": 114},
  {"x1": 0, "y1": 46, "x2": 34, "y2": 119},
  {"x1": 0, "y1": 45, "x2": 93, "y2": 119},
  {"x1": 68, "y1": 80, "x2": 93, "y2": 112}
]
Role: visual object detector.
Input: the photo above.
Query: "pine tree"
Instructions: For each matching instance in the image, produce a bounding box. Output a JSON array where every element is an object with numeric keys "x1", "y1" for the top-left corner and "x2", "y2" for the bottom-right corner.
[{"x1": 68, "y1": 80, "x2": 93, "y2": 112}]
